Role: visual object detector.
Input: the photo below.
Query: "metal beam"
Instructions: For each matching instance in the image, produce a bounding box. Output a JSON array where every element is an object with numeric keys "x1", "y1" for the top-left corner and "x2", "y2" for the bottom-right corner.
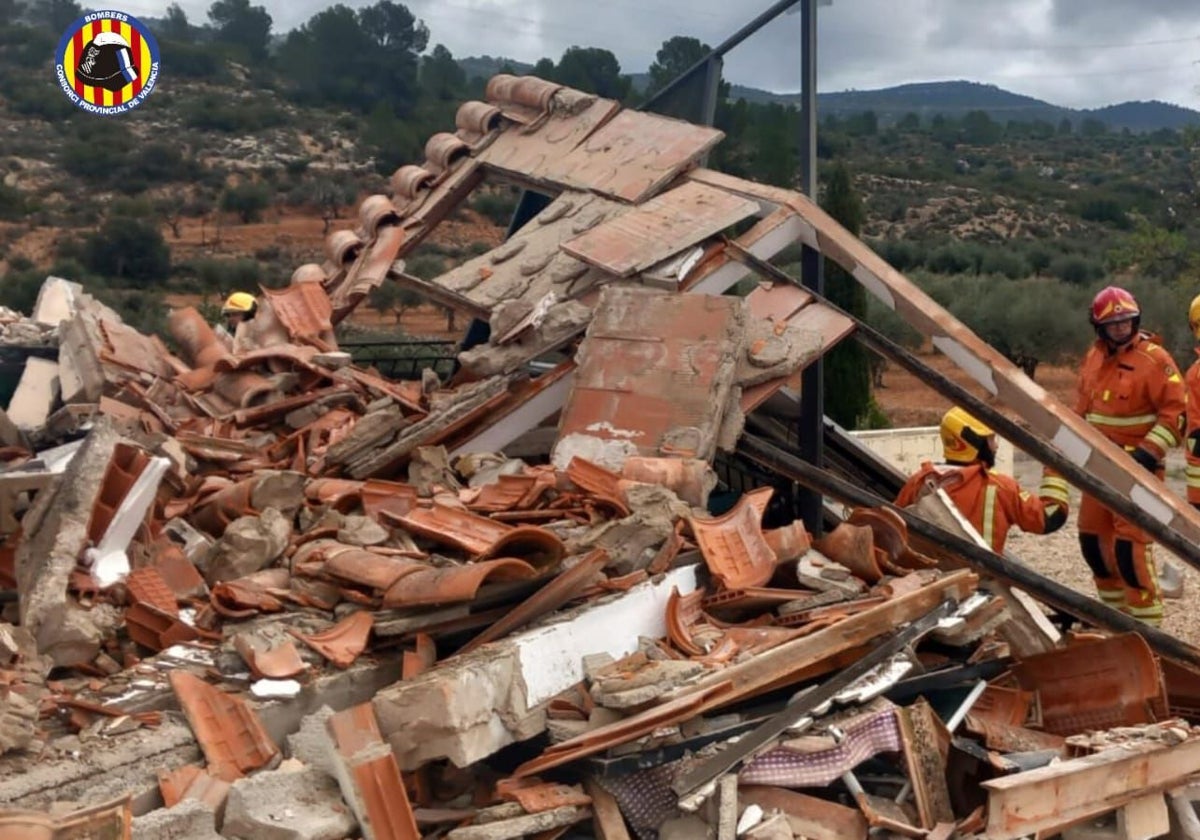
[{"x1": 640, "y1": 0, "x2": 804, "y2": 110}]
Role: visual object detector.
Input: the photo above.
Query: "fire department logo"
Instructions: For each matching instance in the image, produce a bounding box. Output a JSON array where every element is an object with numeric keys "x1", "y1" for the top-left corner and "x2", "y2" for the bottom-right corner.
[{"x1": 55, "y1": 10, "x2": 160, "y2": 115}]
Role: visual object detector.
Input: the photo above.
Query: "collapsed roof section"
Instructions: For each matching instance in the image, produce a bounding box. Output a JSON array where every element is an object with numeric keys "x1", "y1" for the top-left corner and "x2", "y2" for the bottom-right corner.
[{"x1": 291, "y1": 71, "x2": 1200, "y2": 570}]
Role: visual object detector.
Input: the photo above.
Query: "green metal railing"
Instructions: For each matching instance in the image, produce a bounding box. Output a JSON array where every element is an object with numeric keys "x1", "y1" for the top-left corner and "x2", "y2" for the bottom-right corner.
[{"x1": 339, "y1": 338, "x2": 459, "y2": 381}]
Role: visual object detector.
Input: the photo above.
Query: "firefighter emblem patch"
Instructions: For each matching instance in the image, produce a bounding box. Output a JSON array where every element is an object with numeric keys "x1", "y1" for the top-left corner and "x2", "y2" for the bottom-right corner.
[{"x1": 55, "y1": 10, "x2": 160, "y2": 115}]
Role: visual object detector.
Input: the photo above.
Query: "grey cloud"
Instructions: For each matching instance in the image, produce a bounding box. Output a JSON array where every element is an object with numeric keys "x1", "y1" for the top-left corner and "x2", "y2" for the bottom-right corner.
[{"x1": 146, "y1": 0, "x2": 1200, "y2": 110}]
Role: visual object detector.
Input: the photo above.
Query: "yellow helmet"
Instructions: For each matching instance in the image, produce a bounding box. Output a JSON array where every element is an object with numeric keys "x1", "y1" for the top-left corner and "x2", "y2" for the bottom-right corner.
[
  {"x1": 1189, "y1": 293, "x2": 1200, "y2": 340},
  {"x1": 222, "y1": 292, "x2": 257, "y2": 315},
  {"x1": 940, "y1": 406, "x2": 997, "y2": 467}
]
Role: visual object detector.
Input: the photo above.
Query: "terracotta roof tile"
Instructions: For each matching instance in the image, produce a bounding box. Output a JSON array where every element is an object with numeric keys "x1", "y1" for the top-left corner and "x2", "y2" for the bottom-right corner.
[{"x1": 169, "y1": 670, "x2": 279, "y2": 782}]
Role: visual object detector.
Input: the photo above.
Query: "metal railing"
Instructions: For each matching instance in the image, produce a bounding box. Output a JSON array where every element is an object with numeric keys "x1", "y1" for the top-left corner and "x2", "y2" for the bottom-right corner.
[{"x1": 338, "y1": 338, "x2": 459, "y2": 381}]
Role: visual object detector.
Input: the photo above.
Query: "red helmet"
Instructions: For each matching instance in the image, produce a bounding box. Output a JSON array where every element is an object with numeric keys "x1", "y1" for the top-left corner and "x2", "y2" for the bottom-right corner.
[{"x1": 1089, "y1": 286, "x2": 1140, "y2": 326}]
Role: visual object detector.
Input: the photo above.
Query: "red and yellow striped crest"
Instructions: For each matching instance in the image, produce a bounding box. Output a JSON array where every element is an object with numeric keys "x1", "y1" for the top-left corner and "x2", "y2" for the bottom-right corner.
[{"x1": 55, "y1": 11, "x2": 160, "y2": 115}]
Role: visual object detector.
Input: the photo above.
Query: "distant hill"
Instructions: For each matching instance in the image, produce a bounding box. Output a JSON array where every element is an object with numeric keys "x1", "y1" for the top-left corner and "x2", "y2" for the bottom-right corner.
[
  {"x1": 458, "y1": 55, "x2": 536, "y2": 83},
  {"x1": 461, "y1": 60, "x2": 1200, "y2": 133}
]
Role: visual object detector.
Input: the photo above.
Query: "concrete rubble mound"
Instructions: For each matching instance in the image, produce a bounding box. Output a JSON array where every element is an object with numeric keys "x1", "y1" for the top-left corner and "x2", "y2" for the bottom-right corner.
[{"x1": 2, "y1": 75, "x2": 1200, "y2": 840}]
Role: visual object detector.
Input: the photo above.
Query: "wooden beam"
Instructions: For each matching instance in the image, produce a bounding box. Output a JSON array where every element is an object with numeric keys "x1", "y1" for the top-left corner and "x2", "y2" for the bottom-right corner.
[
  {"x1": 898, "y1": 699, "x2": 954, "y2": 828},
  {"x1": 982, "y1": 739, "x2": 1200, "y2": 840},
  {"x1": 738, "y1": 786, "x2": 867, "y2": 840},
  {"x1": 582, "y1": 778, "x2": 631, "y2": 840}
]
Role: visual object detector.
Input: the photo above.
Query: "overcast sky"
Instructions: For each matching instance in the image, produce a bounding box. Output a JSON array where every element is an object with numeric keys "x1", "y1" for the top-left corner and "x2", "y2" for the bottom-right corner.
[{"x1": 113, "y1": 0, "x2": 1200, "y2": 110}]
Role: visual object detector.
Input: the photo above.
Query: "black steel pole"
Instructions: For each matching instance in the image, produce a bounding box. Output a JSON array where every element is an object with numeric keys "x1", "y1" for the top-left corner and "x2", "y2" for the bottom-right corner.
[{"x1": 796, "y1": 0, "x2": 825, "y2": 535}]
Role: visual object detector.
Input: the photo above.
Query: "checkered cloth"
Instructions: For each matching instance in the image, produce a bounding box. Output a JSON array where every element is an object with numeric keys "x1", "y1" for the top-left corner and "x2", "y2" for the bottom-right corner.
[{"x1": 739, "y1": 704, "x2": 902, "y2": 787}]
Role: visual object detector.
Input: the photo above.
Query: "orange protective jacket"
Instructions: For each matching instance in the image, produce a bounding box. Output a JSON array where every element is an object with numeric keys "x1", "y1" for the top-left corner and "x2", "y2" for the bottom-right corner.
[
  {"x1": 1185, "y1": 351, "x2": 1200, "y2": 505},
  {"x1": 1074, "y1": 332, "x2": 1185, "y2": 462},
  {"x1": 895, "y1": 462, "x2": 1066, "y2": 553}
]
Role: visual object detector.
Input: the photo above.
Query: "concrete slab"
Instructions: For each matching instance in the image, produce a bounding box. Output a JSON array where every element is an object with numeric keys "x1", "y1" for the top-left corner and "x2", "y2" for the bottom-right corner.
[
  {"x1": 132, "y1": 799, "x2": 222, "y2": 840},
  {"x1": 15, "y1": 421, "x2": 119, "y2": 666},
  {"x1": 31, "y1": 276, "x2": 82, "y2": 328},
  {"x1": 222, "y1": 766, "x2": 355, "y2": 840},
  {"x1": 375, "y1": 564, "x2": 700, "y2": 769},
  {"x1": 7, "y1": 357, "x2": 60, "y2": 431}
]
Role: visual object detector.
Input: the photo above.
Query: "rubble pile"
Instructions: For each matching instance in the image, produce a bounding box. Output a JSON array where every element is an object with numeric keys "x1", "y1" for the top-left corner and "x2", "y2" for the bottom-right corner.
[{"x1": 2, "y1": 72, "x2": 1200, "y2": 839}]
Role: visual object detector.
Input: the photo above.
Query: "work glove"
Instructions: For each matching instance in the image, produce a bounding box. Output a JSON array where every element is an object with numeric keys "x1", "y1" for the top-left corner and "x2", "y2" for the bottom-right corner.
[{"x1": 1131, "y1": 446, "x2": 1160, "y2": 473}]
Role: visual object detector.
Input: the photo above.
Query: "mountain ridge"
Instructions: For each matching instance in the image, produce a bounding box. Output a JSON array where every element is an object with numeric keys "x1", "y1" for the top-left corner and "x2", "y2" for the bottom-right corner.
[{"x1": 457, "y1": 56, "x2": 1200, "y2": 132}]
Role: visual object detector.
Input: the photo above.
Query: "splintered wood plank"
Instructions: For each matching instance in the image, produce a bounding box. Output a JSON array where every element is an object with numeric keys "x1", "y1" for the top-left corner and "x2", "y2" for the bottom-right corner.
[
  {"x1": 582, "y1": 778, "x2": 631, "y2": 840},
  {"x1": 983, "y1": 738, "x2": 1200, "y2": 840},
  {"x1": 561, "y1": 181, "x2": 759, "y2": 278},
  {"x1": 899, "y1": 699, "x2": 954, "y2": 828},
  {"x1": 739, "y1": 786, "x2": 867, "y2": 840}
]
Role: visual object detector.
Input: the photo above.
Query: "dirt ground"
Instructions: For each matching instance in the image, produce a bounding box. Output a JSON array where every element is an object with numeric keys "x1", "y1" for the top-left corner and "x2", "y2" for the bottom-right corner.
[{"x1": 876, "y1": 352, "x2": 1200, "y2": 646}]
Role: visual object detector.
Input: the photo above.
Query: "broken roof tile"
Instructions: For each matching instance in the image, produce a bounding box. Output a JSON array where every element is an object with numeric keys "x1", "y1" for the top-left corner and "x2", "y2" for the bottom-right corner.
[
  {"x1": 381, "y1": 557, "x2": 539, "y2": 608},
  {"x1": 290, "y1": 611, "x2": 374, "y2": 669},
  {"x1": 169, "y1": 670, "x2": 279, "y2": 782},
  {"x1": 688, "y1": 487, "x2": 778, "y2": 591}
]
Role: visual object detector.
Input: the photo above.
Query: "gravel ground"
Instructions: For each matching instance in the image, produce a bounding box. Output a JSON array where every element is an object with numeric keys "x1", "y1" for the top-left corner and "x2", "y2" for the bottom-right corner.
[{"x1": 1006, "y1": 449, "x2": 1200, "y2": 645}]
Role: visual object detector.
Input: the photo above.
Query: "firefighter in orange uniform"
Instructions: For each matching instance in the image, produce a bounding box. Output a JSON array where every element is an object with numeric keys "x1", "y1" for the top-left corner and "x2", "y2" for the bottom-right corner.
[
  {"x1": 895, "y1": 407, "x2": 1069, "y2": 553},
  {"x1": 1184, "y1": 294, "x2": 1200, "y2": 511},
  {"x1": 1075, "y1": 286, "x2": 1185, "y2": 626}
]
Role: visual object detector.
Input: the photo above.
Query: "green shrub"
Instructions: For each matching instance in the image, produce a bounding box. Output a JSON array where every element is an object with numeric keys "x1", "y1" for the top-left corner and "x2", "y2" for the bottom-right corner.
[
  {"x1": 1049, "y1": 255, "x2": 1104, "y2": 285},
  {"x1": 470, "y1": 189, "x2": 520, "y2": 227},
  {"x1": 221, "y1": 183, "x2": 272, "y2": 223},
  {"x1": 80, "y1": 218, "x2": 171, "y2": 288}
]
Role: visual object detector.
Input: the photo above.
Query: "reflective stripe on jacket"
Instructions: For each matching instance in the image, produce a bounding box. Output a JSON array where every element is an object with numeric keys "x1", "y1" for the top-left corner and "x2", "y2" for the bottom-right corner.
[
  {"x1": 895, "y1": 462, "x2": 1062, "y2": 553},
  {"x1": 1074, "y1": 332, "x2": 1185, "y2": 461}
]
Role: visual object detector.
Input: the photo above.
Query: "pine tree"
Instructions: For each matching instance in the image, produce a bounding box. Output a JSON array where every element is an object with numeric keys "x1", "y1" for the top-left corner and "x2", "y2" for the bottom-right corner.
[{"x1": 820, "y1": 162, "x2": 871, "y2": 428}]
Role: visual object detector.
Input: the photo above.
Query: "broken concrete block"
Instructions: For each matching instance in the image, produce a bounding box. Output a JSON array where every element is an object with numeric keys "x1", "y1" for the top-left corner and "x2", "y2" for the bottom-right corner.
[
  {"x1": 132, "y1": 799, "x2": 222, "y2": 840},
  {"x1": 31, "y1": 276, "x2": 82, "y2": 327},
  {"x1": 0, "y1": 405, "x2": 23, "y2": 449},
  {"x1": 336, "y1": 515, "x2": 390, "y2": 548},
  {"x1": 590, "y1": 660, "x2": 704, "y2": 709},
  {"x1": 286, "y1": 706, "x2": 336, "y2": 774},
  {"x1": 0, "y1": 690, "x2": 37, "y2": 756},
  {"x1": 8, "y1": 357, "x2": 60, "y2": 431},
  {"x1": 164, "y1": 518, "x2": 214, "y2": 567},
  {"x1": 57, "y1": 312, "x2": 106, "y2": 405},
  {"x1": 222, "y1": 766, "x2": 355, "y2": 840},
  {"x1": 204, "y1": 508, "x2": 292, "y2": 585},
  {"x1": 375, "y1": 566, "x2": 700, "y2": 769},
  {"x1": 568, "y1": 512, "x2": 671, "y2": 576},
  {"x1": 15, "y1": 421, "x2": 119, "y2": 666}
]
